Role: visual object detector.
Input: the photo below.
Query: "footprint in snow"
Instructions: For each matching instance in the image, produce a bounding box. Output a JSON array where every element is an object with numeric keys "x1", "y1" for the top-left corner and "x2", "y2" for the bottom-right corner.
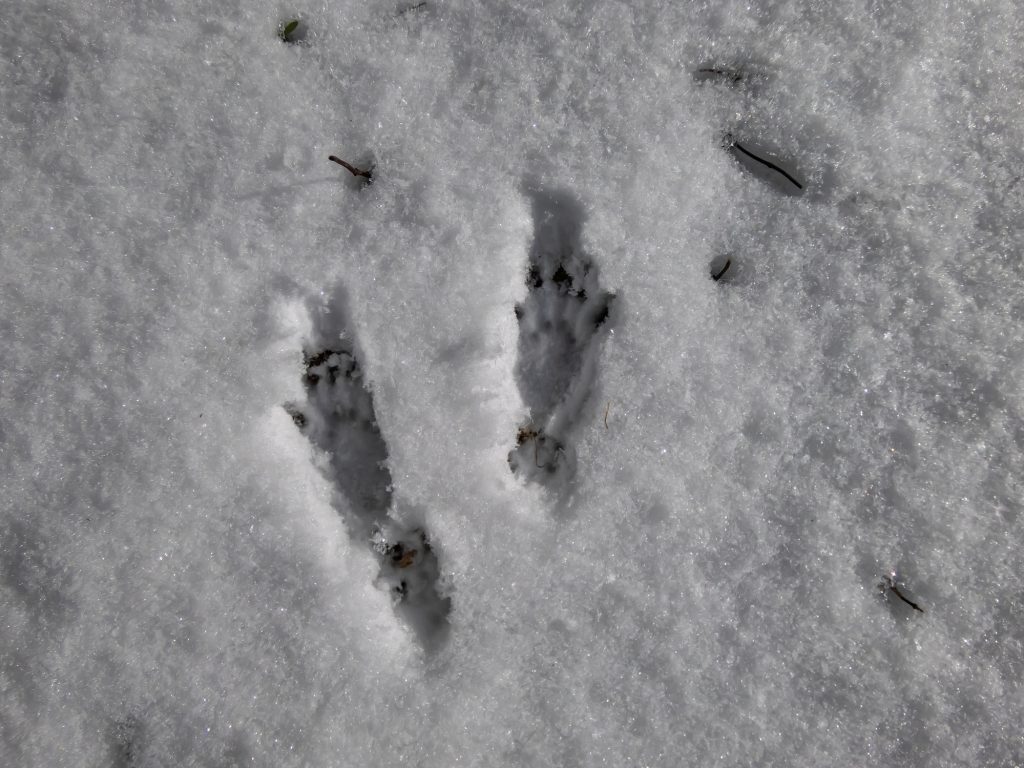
[
  {"x1": 285, "y1": 287, "x2": 450, "y2": 653},
  {"x1": 509, "y1": 185, "x2": 615, "y2": 497}
]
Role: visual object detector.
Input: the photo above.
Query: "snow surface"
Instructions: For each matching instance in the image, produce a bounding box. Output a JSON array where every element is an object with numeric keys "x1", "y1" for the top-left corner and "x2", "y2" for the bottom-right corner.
[{"x1": 2, "y1": 0, "x2": 1024, "y2": 765}]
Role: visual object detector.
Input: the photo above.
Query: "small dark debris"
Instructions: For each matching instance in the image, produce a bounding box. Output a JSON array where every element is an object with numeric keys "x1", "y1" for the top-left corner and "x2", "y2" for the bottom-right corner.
[
  {"x1": 591, "y1": 302, "x2": 610, "y2": 328},
  {"x1": 526, "y1": 265, "x2": 542, "y2": 288},
  {"x1": 695, "y1": 66, "x2": 744, "y2": 85},
  {"x1": 397, "y1": 549, "x2": 417, "y2": 568},
  {"x1": 517, "y1": 425, "x2": 539, "y2": 446},
  {"x1": 284, "y1": 403, "x2": 307, "y2": 428},
  {"x1": 711, "y1": 258, "x2": 732, "y2": 282},
  {"x1": 278, "y1": 19, "x2": 306, "y2": 44},
  {"x1": 552, "y1": 264, "x2": 572, "y2": 288},
  {"x1": 304, "y1": 348, "x2": 357, "y2": 385},
  {"x1": 304, "y1": 349, "x2": 342, "y2": 369},
  {"x1": 878, "y1": 572, "x2": 924, "y2": 613},
  {"x1": 329, "y1": 155, "x2": 373, "y2": 184},
  {"x1": 512, "y1": 425, "x2": 567, "y2": 472}
]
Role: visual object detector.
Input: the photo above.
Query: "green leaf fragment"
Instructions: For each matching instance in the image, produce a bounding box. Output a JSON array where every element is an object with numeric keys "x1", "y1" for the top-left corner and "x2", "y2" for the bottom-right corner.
[{"x1": 279, "y1": 19, "x2": 299, "y2": 41}]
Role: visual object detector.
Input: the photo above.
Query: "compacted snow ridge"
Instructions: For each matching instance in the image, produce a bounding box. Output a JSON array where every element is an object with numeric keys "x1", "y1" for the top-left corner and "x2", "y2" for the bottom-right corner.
[
  {"x1": 289, "y1": 288, "x2": 450, "y2": 653},
  {"x1": 509, "y1": 186, "x2": 615, "y2": 492}
]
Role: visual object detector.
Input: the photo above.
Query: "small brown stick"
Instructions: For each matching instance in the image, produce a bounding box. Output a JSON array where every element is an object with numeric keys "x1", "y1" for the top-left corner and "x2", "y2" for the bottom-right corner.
[
  {"x1": 603, "y1": 401, "x2": 610, "y2": 429},
  {"x1": 880, "y1": 574, "x2": 924, "y2": 613},
  {"x1": 329, "y1": 156, "x2": 372, "y2": 180},
  {"x1": 712, "y1": 259, "x2": 732, "y2": 281},
  {"x1": 890, "y1": 584, "x2": 924, "y2": 613}
]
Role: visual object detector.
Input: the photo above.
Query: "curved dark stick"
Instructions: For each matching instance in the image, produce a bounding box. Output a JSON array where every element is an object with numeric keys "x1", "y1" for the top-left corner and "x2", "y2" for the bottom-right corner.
[
  {"x1": 712, "y1": 259, "x2": 732, "y2": 281},
  {"x1": 731, "y1": 141, "x2": 803, "y2": 190},
  {"x1": 329, "y1": 156, "x2": 372, "y2": 179},
  {"x1": 891, "y1": 585, "x2": 924, "y2": 613}
]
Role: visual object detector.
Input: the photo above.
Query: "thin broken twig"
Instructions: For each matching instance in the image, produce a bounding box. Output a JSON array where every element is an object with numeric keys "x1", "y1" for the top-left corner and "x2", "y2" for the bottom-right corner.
[
  {"x1": 723, "y1": 134, "x2": 803, "y2": 190},
  {"x1": 879, "y1": 573, "x2": 924, "y2": 613},
  {"x1": 711, "y1": 258, "x2": 732, "y2": 281},
  {"x1": 329, "y1": 155, "x2": 373, "y2": 181}
]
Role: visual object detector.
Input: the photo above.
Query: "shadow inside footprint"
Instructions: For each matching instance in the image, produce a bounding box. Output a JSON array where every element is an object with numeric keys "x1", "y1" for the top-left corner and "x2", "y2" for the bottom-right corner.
[
  {"x1": 110, "y1": 715, "x2": 142, "y2": 768},
  {"x1": 509, "y1": 185, "x2": 615, "y2": 492},
  {"x1": 286, "y1": 287, "x2": 450, "y2": 652}
]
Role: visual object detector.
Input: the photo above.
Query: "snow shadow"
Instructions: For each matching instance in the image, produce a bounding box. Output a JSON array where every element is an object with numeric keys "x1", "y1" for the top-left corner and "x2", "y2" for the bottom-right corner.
[
  {"x1": 286, "y1": 286, "x2": 450, "y2": 652},
  {"x1": 110, "y1": 715, "x2": 142, "y2": 768},
  {"x1": 0, "y1": 520, "x2": 76, "y2": 630},
  {"x1": 509, "y1": 184, "x2": 615, "y2": 498}
]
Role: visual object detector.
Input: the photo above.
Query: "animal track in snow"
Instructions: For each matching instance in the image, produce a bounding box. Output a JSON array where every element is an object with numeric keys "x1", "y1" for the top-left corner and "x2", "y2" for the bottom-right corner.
[
  {"x1": 509, "y1": 186, "x2": 615, "y2": 491},
  {"x1": 286, "y1": 289, "x2": 450, "y2": 652}
]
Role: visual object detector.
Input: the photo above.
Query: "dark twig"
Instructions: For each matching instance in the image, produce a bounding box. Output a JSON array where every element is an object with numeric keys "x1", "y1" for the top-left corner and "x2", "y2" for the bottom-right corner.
[
  {"x1": 711, "y1": 258, "x2": 732, "y2": 281},
  {"x1": 723, "y1": 134, "x2": 803, "y2": 190},
  {"x1": 397, "y1": 1, "x2": 427, "y2": 14},
  {"x1": 880, "y1": 573, "x2": 924, "y2": 613},
  {"x1": 329, "y1": 156, "x2": 373, "y2": 181}
]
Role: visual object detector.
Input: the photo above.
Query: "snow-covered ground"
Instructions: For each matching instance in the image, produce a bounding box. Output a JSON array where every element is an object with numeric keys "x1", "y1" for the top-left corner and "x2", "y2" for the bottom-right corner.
[{"x1": 3, "y1": 0, "x2": 1023, "y2": 765}]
